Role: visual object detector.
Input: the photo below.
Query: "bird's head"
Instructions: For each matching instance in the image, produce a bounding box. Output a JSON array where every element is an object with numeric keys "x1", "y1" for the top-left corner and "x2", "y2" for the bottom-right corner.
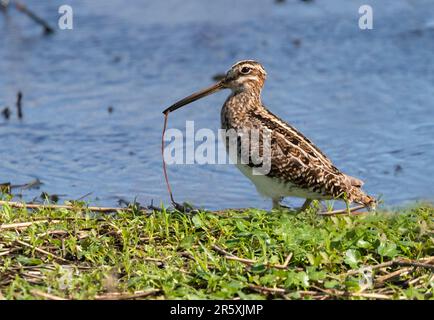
[
  {"x1": 163, "y1": 60, "x2": 266, "y2": 114},
  {"x1": 222, "y1": 60, "x2": 267, "y2": 92}
]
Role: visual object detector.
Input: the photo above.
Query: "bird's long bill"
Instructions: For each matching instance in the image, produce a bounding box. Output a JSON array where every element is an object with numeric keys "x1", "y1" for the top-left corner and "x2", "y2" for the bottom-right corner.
[{"x1": 162, "y1": 81, "x2": 224, "y2": 114}]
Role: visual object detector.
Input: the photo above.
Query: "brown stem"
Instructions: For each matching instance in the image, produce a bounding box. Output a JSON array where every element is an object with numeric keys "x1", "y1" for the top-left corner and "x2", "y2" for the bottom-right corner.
[{"x1": 14, "y1": 1, "x2": 54, "y2": 34}]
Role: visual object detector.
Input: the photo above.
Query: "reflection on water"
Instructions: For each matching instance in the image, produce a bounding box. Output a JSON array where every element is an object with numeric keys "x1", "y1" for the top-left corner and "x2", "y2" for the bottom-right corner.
[{"x1": 1, "y1": 0, "x2": 433, "y2": 210}]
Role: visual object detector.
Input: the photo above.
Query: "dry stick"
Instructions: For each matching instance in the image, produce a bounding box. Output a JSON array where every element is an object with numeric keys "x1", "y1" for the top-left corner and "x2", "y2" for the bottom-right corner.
[
  {"x1": 406, "y1": 274, "x2": 428, "y2": 286},
  {"x1": 0, "y1": 200, "x2": 126, "y2": 213},
  {"x1": 15, "y1": 239, "x2": 68, "y2": 262},
  {"x1": 348, "y1": 292, "x2": 392, "y2": 300},
  {"x1": 211, "y1": 244, "x2": 294, "y2": 270},
  {"x1": 250, "y1": 284, "x2": 392, "y2": 300},
  {"x1": 30, "y1": 289, "x2": 67, "y2": 301},
  {"x1": 0, "y1": 250, "x2": 13, "y2": 256},
  {"x1": 319, "y1": 205, "x2": 366, "y2": 216},
  {"x1": 248, "y1": 285, "x2": 286, "y2": 295},
  {"x1": 376, "y1": 267, "x2": 411, "y2": 285},
  {"x1": 14, "y1": 1, "x2": 54, "y2": 34},
  {"x1": 94, "y1": 289, "x2": 161, "y2": 300},
  {"x1": 344, "y1": 256, "x2": 434, "y2": 276},
  {"x1": 10, "y1": 178, "x2": 42, "y2": 189},
  {"x1": 0, "y1": 200, "x2": 170, "y2": 216},
  {"x1": 278, "y1": 252, "x2": 294, "y2": 269},
  {"x1": 16, "y1": 91, "x2": 23, "y2": 119},
  {"x1": 0, "y1": 220, "x2": 58, "y2": 230},
  {"x1": 311, "y1": 285, "x2": 391, "y2": 300}
]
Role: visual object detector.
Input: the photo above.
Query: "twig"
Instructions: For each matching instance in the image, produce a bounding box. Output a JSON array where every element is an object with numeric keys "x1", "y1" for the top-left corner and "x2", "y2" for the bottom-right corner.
[
  {"x1": 211, "y1": 244, "x2": 294, "y2": 270},
  {"x1": 94, "y1": 289, "x2": 161, "y2": 300},
  {"x1": 14, "y1": 1, "x2": 54, "y2": 34},
  {"x1": 10, "y1": 179, "x2": 42, "y2": 190},
  {"x1": 179, "y1": 251, "x2": 195, "y2": 261},
  {"x1": 248, "y1": 284, "x2": 286, "y2": 295},
  {"x1": 0, "y1": 200, "x2": 127, "y2": 213},
  {"x1": 406, "y1": 274, "x2": 428, "y2": 286},
  {"x1": 15, "y1": 239, "x2": 68, "y2": 262},
  {"x1": 249, "y1": 285, "x2": 322, "y2": 298},
  {"x1": 274, "y1": 253, "x2": 293, "y2": 269},
  {"x1": 0, "y1": 200, "x2": 166, "y2": 215},
  {"x1": 211, "y1": 244, "x2": 237, "y2": 257},
  {"x1": 0, "y1": 250, "x2": 12, "y2": 256},
  {"x1": 75, "y1": 192, "x2": 93, "y2": 201},
  {"x1": 376, "y1": 268, "x2": 411, "y2": 285},
  {"x1": 225, "y1": 255, "x2": 257, "y2": 265},
  {"x1": 392, "y1": 259, "x2": 434, "y2": 270},
  {"x1": 143, "y1": 257, "x2": 165, "y2": 264},
  {"x1": 0, "y1": 220, "x2": 60, "y2": 230},
  {"x1": 30, "y1": 289, "x2": 68, "y2": 300},
  {"x1": 344, "y1": 256, "x2": 434, "y2": 276},
  {"x1": 319, "y1": 205, "x2": 366, "y2": 216},
  {"x1": 16, "y1": 91, "x2": 23, "y2": 119},
  {"x1": 350, "y1": 292, "x2": 392, "y2": 300}
]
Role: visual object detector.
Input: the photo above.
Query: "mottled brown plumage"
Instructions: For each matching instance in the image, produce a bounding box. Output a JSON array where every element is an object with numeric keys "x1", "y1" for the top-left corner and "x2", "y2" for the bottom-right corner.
[{"x1": 164, "y1": 60, "x2": 376, "y2": 210}]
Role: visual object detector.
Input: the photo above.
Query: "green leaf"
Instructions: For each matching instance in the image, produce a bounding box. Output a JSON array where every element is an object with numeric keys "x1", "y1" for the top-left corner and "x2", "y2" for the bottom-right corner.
[
  {"x1": 324, "y1": 280, "x2": 340, "y2": 289},
  {"x1": 297, "y1": 272, "x2": 310, "y2": 288},
  {"x1": 16, "y1": 255, "x2": 43, "y2": 266},
  {"x1": 356, "y1": 239, "x2": 371, "y2": 249},
  {"x1": 306, "y1": 253, "x2": 316, "y2": 265},
  {"x1": 269, "y1": 255, "x2": 280, "y2": 264},
  {"x1": 306, "y1": 267, "x2": 327, "y2": 281},
  {"x1": 377, "y1": 242, "x2": 398, "y2": 258},
  {"x1": 250, "y1": 264, "x2": 267, "y2": 273},
  {"x1": 191, "y1": 214, "x2": 203, "y2": 228},
  {"x1": 180, "y1": 235, "x2": 194, "y2": 249},
  {"x1": 344, "y1": 249, "x2": 360, "y2": 268},
  {"x1": 235, "y1": 220, "x2": 246, "y2": 232}
]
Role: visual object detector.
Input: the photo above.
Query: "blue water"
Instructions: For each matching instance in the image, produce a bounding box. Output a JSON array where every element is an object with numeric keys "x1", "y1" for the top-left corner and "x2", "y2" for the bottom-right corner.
[{"x1": 1, "y1": 0, "x2": 433, "y2": 210}]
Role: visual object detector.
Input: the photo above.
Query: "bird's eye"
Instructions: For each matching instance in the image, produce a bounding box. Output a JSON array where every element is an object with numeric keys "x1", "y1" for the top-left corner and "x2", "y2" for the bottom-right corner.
[{"x1": 240, "y1": 67, "x2": 251, "y2": 74}]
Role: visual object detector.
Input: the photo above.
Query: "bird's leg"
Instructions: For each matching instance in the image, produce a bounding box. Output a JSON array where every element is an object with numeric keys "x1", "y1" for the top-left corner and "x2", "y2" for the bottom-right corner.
[
  {"x1": 171, "y1": 201, "x2": 198, "y2": 214},
  {"x1": 272, "y1": 198, "x2": 284, "y2": 210},
  {"x1": 299, "y1": 199, "x2": 313, "y2": 212},
  {"x1": 272, "y1": 198, "x2": 280, "y2": 210},
  {"x1": 345, "y1": 199, "x2": 351, "y2": 215}
]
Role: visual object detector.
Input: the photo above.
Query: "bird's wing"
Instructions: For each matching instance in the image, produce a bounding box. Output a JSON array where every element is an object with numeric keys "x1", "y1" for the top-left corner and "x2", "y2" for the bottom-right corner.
[
  {"x1": 268, "y1": 132, "x2": 352, "y2": 198},
  {"x1": 243, "y1": 107, "x2": 355, "y2": 198},
  {"x1": 253, "y1": 106, "x2": 339, "y2": 171}
]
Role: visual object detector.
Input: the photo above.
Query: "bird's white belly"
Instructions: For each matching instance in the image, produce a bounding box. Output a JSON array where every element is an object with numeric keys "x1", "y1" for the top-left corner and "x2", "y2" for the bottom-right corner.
[{"x1": 235, "y1": 163, "x2": 328, "y2": 200}]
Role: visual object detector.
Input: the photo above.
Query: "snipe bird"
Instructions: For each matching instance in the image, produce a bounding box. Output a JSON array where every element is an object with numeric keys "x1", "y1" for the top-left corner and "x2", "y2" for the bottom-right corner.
[{"x1": 163, "y1": 60, "x2": 376, "y2": 211}]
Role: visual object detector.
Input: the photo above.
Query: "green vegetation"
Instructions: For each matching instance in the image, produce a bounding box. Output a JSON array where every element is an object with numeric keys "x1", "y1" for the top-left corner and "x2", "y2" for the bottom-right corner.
[{"x1": 0, "y1": 199, "x2": 433, "y2": 300}]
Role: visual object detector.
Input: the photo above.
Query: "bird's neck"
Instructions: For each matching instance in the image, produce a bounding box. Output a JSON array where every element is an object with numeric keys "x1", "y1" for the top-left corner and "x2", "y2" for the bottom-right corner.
[
  {"x1": 225, "y1": 88, "x2": 263, "y2": 113},
  {"x1": 221, "y1": 89, "x2": 264, "y2": 129}
]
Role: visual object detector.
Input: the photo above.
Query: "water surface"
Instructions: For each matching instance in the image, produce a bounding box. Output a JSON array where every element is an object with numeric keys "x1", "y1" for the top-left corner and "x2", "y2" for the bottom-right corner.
[{"x1": 1, "y1": 0, "x2": 433, "y2": 210}]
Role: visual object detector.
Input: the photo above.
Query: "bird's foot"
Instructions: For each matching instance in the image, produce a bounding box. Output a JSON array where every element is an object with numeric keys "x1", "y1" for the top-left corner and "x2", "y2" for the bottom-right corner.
[
  {"x1": 273, "y1": 199, "x2": 313, "y2": 213},
  {"x1": 171, "y1": 201, "x2": 199, "y2": 214},
  {"x1": 272, "y1": 199, "x2": 298, "y2": 213},
  {"x1": 298, "y1": 199, "x2": 313, "y2": 213}
]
